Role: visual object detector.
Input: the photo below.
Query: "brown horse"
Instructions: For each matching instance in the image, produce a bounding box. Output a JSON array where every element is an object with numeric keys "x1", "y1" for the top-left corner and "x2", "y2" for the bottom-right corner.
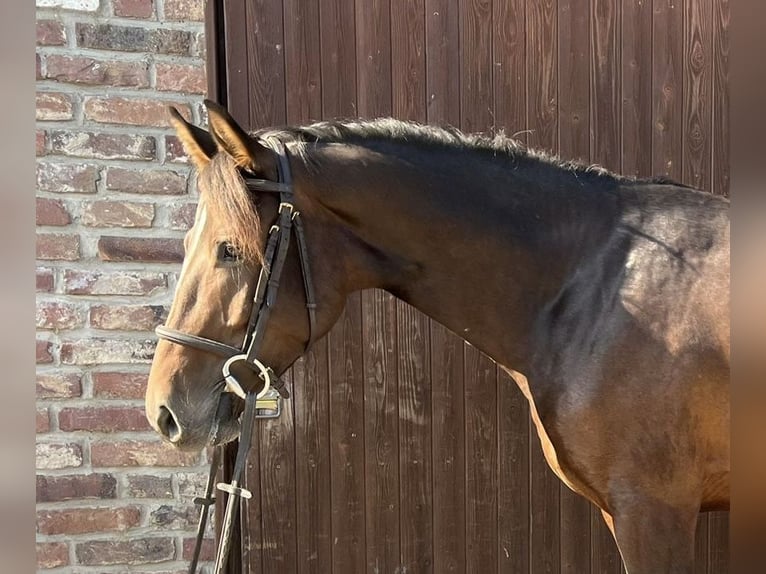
[{"x1": 146, "y1": 101, "x2": 729, "y2": 573}]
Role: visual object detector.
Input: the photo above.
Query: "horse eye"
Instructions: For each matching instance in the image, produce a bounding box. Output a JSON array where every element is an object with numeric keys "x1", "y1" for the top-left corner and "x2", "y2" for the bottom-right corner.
[{"x1": 217, "y1": 242, "x2": 240, "y2": 262}]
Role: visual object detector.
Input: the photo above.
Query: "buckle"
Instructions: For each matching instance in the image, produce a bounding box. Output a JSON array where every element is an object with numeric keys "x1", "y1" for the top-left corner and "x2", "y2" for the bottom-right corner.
[
  {"x1": 255, "y1": 386, "x2": 282, "y2": 419},
  {"x1": 278, "y1": 202, "x2": 294, "y2": 215}
]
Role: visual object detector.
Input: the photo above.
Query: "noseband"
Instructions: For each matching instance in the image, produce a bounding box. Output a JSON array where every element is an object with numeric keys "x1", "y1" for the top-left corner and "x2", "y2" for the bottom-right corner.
[{"x1": 153, "y1": 137, "x2": 317, "y2": 574}]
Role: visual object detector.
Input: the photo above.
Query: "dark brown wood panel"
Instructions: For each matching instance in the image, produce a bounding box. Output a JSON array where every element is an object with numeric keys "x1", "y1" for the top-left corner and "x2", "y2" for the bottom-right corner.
[
  {"x1": 327, "y1": 294, "x2": 366, "y2": 574},
  {"x1": 209, "y1": 1, "x2": 731, "y2": 571},
  {"x1": 652, "y1": 0, "x2": 684, "y2": 179},
  {"x1": 621, "y1": 0, "x2": 653, "y2": 178},
  {"x1": 712, "y1": 0, "x2": 730, "y2": 196}
]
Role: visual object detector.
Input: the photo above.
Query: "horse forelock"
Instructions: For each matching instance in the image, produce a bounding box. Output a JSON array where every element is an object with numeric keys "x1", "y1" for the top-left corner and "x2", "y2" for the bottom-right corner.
[{"x1": 197, "y1": 153, "x2": 265, "y2": 265}]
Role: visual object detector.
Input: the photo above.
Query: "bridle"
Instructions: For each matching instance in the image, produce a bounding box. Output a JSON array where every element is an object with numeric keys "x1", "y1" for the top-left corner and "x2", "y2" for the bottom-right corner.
[{"x1": 154, "y1": 137, "x2": 317, "y2": 574}]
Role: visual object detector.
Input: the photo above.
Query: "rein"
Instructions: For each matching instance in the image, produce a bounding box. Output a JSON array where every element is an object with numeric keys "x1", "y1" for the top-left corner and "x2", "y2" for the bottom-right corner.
[{"x1": 154, "y1": 138, "x2": 316, "y2": 574}]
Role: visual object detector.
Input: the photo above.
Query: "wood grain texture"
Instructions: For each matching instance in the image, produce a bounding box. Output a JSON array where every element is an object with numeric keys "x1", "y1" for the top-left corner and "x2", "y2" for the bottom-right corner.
[
  {"x1": 319, "y1": 0, "x2": 357, "y2": 118},
  {"x1": 396, "y1": 302, "x2": 433, "y2": 573},
  {"x1": 559, "y1": 0, "x2": 590, "y2": 162},
  {"x1": 246, "y1": 0, "x2": 286, "y2": 127},
  {"x1": 463, "y1": 346, "x2": 498, "y2": 574},
  {"x1": 683, "y1": 0, "x2": 713, "y2": 190},
  {"x1": 526, "y1": 0, "x2": 558, "y2": 152},
  {"x1": 284, "y1": 0, "x2": 322, "y2": 123},
  {"x1": 327, "y1": 295, "x2": 366, "y2": 574},
  {"x1": 497, "y1": 368, "x2": 530, "y2": 574},
  {"x1": 362, "y1": 289, "x2": 400, "y2": 573},
  {"x1": 493, "y1": 0, "x2": 527, "y2": 141},
  {"x1": 221, "y1": 0, "x2": 250, "y2": 124},
  {"x1": 590, "y1": 0, "x2": 621, "y2": 170},
  {"x1": 292, "y1": 350, "x2": 332, "y2": 574},
  {"x1": 695, "y1": 514, "x2": 710, "y2": 574},
  {"x1": 712, "y1": 0, "x2": 730, "y2": 195},
  {"x1": 258, "y1": 370, "x2": 298, "y2": 572},
  {"x1": 430, "y1": 323, "x2": 466, "y2": 573},
  {"x1": 622, "y1": 0, "x2": 653, "y2": 177},
  {"x1": 459, "y1": 0, "x2": 493, "y2": 133},
  {"x1": 652, "y1": 0, "x2": 684, "y2": 179},
  {"x1": 708, "y1": 512, "x2": 730, "y2": 573},
  {"x1": 426, "y1": 0, "x2": 460, "y2": 125}
]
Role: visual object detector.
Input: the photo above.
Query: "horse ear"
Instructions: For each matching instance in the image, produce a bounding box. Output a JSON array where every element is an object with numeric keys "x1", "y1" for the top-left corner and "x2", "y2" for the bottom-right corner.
[
  {"x1": 204, "y1": 99, "x2": 270, "y2": 171},
  {"x1": 168, "y1": 107, "x2": 216, "y2": 170}
]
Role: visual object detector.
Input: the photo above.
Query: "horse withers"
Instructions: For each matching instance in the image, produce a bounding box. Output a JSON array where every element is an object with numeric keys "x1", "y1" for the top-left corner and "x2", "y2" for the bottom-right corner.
[{"x1": 146, "y1": 100, "x2": 729, "y2": 573}]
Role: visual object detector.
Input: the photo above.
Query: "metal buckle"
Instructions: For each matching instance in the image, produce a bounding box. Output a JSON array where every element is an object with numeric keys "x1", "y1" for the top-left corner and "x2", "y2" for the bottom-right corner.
[
  {"x1": 254, "y1": 386, "x2": 282, "y2": 418},
  {"x1": 279, "y1": 202, "x2": 294, "y2": 215}
]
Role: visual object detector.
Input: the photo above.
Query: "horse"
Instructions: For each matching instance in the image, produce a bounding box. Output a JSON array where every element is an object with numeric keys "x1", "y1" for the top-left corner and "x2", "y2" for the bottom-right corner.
[{"x1": 145, "y1": 100, "x2": 730, "y2": 573}]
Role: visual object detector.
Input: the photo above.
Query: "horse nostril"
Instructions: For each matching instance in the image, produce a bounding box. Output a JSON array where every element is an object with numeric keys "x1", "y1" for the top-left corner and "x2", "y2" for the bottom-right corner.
[{"x1": 156, "y1": 405, "x2": 182, "y2": 443}]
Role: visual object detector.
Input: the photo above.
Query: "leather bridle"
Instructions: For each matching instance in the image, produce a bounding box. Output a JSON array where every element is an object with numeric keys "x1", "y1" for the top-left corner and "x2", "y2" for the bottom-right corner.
[{"x1": 154, "y1": 137, "x2": 317, "y2": 574}]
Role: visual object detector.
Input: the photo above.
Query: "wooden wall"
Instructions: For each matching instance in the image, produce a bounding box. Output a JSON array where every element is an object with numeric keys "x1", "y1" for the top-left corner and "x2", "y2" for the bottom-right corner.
[{"x1": 208, "y1": 0, "x2": 730, "y2": 571}]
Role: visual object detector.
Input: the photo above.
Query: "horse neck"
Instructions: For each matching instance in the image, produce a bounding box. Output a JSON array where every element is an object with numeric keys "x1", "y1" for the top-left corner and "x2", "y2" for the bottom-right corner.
[{"x1": 303, "y1": 141, "x2": 624, "y2": 372}]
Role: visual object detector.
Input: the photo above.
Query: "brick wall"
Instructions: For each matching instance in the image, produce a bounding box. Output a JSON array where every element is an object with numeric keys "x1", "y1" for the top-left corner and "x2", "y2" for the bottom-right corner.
[{"x1": 35, "y1": 0, "x2": 213, "y2": 571}]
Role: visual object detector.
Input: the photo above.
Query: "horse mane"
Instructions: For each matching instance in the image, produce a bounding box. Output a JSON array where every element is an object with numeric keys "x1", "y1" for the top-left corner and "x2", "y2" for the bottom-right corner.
[
  {"x1": 197, "y1": 152, "x2": 265, "y2": 264},
  {"x1": 257, "y1": 117, "x2": 627, "y2": 181}
]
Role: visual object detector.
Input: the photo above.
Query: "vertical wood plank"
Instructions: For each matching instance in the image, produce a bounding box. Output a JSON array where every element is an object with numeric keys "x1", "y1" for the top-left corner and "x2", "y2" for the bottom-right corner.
[
  {"x1": 396, "y1": 302, "x2": 433, "y2": 573},
  {"x1": 355, "y1": 0, "x2": 392, "y2": 119},
  {"x1": 683, "y1": 0, "x2": 713, "y2": 190},
  {"x1": 464, "y1": 346, "x2": 498, "y2": 574},
  {"x1": 652, "y1": 0, "x2": 684, "y2": 179},
  {"x1": 391, "y1": 0, "x2": 426, "y2": 122},
  {"x1": 694, "y1": 514, "x2": 710, "y2": 574},
  {"x1": 327, "y1": 294, "x2": 366, "y2": 574},
  {"x1": 222, "y1": 0, "x2": 251, "y2": 124},
  {"x1": 559, "y1": 0, "x2": 590, "y2": 162},
  {"x1": 590, "y1": 0, "x2": 621, "y2": 170},
  {"x1": 246, "y1": 0, "x2": 286, "y2": 128},
  {"x1": 622, "y1": 0, "x2": 654, "y2": 177},
  {"x1": 708, "y1": 512, "x2": 730, "y2": 573},
  {"x1": 284, "y1": 0, "x2": 322, "y2": 123},
  {"x1": 493, "y1": 0, "x2": 527, "y2": 138},
  {"x1": 590, "y1": 0, "x2": 622, "y2": 169},
  {"x1": 240, "y1": 440, "x2": 261, "y2": 574},
  {"x1": 258, "y1": 370, "x2": 298, "y2": 573},
  {"x1": 459, "y1": 0, "x2": 494, "y2": 133},
  {"x1": 292, "y1": 350, "x2": 332, "y2": 574},
  {"x1": 319, "y1": 0, "x2": 357, "y2": 119},
  {"x1": 712, "y1": 0, "x2": 730, "y2": 196},
  {"x1": 430, "y1": 323, "x2": 466, "y2": 573},
  {"x1": 362, "y1": 289, "x2": 400, "y2": 573},
  {"x1": 426, "y1": 0, "x2": 460, "y2": 126},
  {"x1": 526, "y1": 0, "x2": 558, "y2": 151},
  {"x1": 497, "y1": 368, "x2": 530, "y2": 574}
]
